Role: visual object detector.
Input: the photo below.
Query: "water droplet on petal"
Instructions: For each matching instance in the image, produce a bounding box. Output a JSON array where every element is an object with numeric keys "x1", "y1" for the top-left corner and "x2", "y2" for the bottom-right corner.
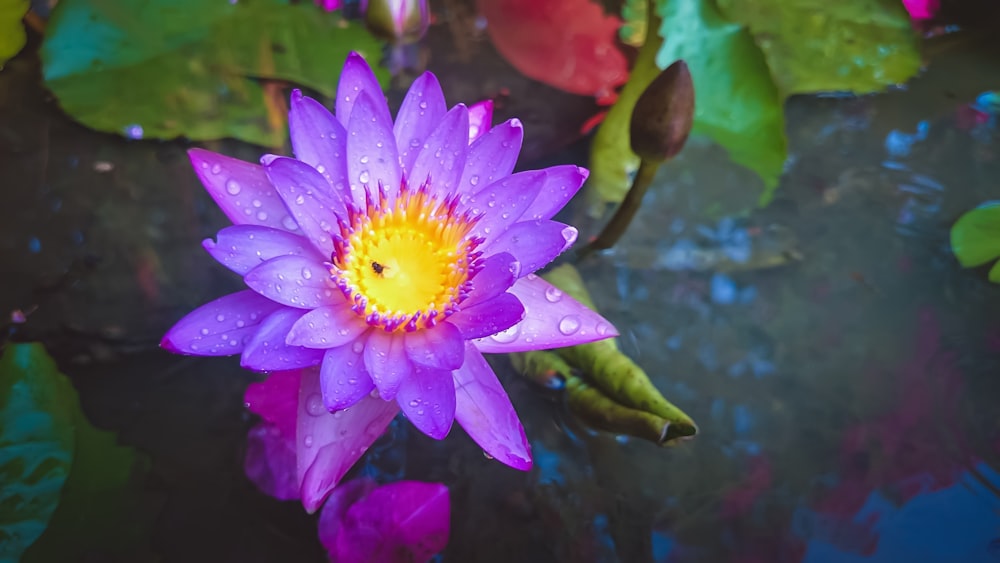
[
  {"x1": 303, "y1": 435, "x2": 314, "y2": 448},
  {"x1": 596, "y1": 322, "x2": 611, "y2": 336},
  {"x1": 470, "y1": 175, "x2": 480, "y2": 186},
  {"x1": 251, "y1": 199, "x2": 262, "y2": 208},
  {"x1": 257, "y1": 211, "x2": 268, "y2": 221},
  {"x1": 359, "y1": 155, "x2": 370, "y2": 164},
  {"x1": 282, "y1": 216, "x2": 299, "y2": 230},
  {"x1": 295, "y1": 194, "x2": 305, "y2": 205},
  {"x1": 305, "y1": 393, "x2": 325, "y2": 416},
  {"x1": 200, "y1": 328, "x2": 209, "y2": 335},
  {"x1": 225, "y1": 180, "x2": 241, "y2": 195},
  {"x1": 352, "y1": 340, "x2": 365, "y2": 353},
  {"x1": 301, "y1": 267, "x2": 313, "y2": 280},
  {"x1": 491, "y1": 325, "x2": 520, "y2": 343},
  {"x1": 544, "y1": 286, "x2": 563, "y2": 302},
  {"x1": 216, "y1": 314, "x2": 226, "y2": 322},
  {"x1": 210, "y1": 163, "x2": 222, "y2": 174},
  {"x1": 558, "y1": 315, "x2": 581, "y2": 335},
  {"x1": 359, "y1": 171, "x2": 370, "y2": 184},
  {"x1": 408, "y1": 399, "x2": 420, "y2": 407}
]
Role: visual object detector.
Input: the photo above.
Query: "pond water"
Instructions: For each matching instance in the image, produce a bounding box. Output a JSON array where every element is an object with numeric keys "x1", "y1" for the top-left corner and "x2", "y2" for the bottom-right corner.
[{"x1": 3, "y1": 4, "x2": 1000, "y2": 563}]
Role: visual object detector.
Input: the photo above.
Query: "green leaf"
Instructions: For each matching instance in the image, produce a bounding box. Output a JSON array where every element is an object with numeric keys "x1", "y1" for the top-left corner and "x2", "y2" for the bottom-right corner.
[
  {"x1": 0, "y1": 0, "x2": 28, "y2": 68},
  {"x1": 0, "y1": 343, "x2": 76, "y2": 562},
  {"x1": 41, "y1": 0, "x2": 387, "y2": 146},
  {"x1": 21, "y1": 407, "x2": 153, "y2": 563},
  {"x1": 951, "y1": 202, "x2": 1000, "y2": 269},
  {"x1": 715, "y1": 0, "x2": 922, "y2": 96},
  {"x1": 655, "y1": 0, "x2": 787, "y2": 203}
]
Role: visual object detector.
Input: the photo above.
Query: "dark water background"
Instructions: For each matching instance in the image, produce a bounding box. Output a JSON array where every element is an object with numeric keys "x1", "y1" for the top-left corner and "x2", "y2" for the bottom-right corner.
[{"x1": 3, "y1": 2, "x2": 1000, "y2": 561}]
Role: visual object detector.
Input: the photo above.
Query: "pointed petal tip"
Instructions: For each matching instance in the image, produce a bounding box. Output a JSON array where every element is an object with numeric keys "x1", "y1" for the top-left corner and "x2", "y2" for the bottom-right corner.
[
  {"x1": 561, "y1": 226, "x2": 578, "y2": 247},
  {"x1": 576, "y1": 166, "x2": 590, "y2": 180},
  {"x1": 159, "y1": 334, "x2": 181, "y2": 353},
  {"x1": 509, "y1": 118, "x2": 523, "y2": 130},
  {"x1": 290, "y1": 88, "x2": 304, "y2": 102}
]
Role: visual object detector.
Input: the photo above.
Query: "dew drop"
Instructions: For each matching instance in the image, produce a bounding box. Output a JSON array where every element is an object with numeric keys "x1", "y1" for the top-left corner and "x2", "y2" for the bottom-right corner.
[
  {"x1": 236, "y1": 320, "x2": 246, "y2": 328},
  {"x1": 352, "y1": 340, "x2": 365, "y2": 353},
  {"x1": 359, "y1": 155, "x2": 370, "y2": 164},
  {"x1": 316, "y1": 164, "x2": 327, "y2": 174},
  {"x1": 558, "y1": 315, "x2": 581, "y2": 335},
  {"x1": 544, "y1": 286, "x2": 563, "y2": 302},
  {"x1": 303, "y1": 435, "x2": 314, "y2": 448},
  {"x1": 490, "y1": 325, "x2": 519, "y2": 343},
  {"x1": 295, "y1": 195, "x2": 305, "y2": 205},
  {"x1": 210, "y1": 163, "x2": 222, "y2": 174},
  {"x1": 483, "y1": 451, "x2": 495, "y2": 460},
  {"x1": 225, "y1": 180, "x2": 241, "y2": 195},
  {"x1": 596, "y1": 322, "x2": 611, "y2": 336},
  {"x1": 304, "y1": 393, "x2": 326, "y2": 416},
  {"x1": 216, "y1": 314, "x2": 226, "y2": 322},
  {"x1": 470, "y1": 175, "x2": 480, "y2": 186},
  {"x1": 252, "y1": 199, "x2": 262, "y2": 208},
  {"x1": 333, "y1": 410, "x2": 344, "y2": 419},
  {"x1": 200, "y1": 328, "x2": 209, "y2": 335},
  {"x1": 282, "y1": 216, "x2": 299, "y2": 230},
  {"x1": 359, "y1": 171, "x2": 370, "y2": 184},
  {"x1": 301, "y1": 267, "x2": 313, "y2": 280},
  {"x1": 257, "y1": 211, "x2": 268, "y2": 221},
  {"x1": 408, "y1": 399, "x2": 420, "y2": 407},
  {"x1": 419, "y1": 101, "x2": 428, "y2": 109}
]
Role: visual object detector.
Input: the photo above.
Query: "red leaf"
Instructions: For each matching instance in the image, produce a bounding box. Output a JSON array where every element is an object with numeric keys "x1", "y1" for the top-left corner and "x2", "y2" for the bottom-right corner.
[{"x1": 479, "y1": 0, "x2": 628, "y2": 104}]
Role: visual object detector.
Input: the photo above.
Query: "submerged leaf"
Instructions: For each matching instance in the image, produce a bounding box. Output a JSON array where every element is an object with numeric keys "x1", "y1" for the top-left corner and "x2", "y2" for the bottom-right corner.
[
  {"x1": 0, "y1": 0, "x2": 28, "y2": 69},
  {"x1": 41, "y1": 0, "x2": 386, "y2": 145},
  {"x1": 0, "y1": 343, "x2": 75, "y2": 561},
  {"x1": 513, "y1": 265, "x2": 697, "y2": 445},
  {"x1": 951, "y1": 202, "x2": 1000, "y2": 283}
]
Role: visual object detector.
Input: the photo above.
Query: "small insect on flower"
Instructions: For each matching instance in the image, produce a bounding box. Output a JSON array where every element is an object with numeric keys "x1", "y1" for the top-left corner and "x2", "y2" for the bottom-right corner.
[{"x1": 371, "y1": 261, "x2": 385, "y2": 275}]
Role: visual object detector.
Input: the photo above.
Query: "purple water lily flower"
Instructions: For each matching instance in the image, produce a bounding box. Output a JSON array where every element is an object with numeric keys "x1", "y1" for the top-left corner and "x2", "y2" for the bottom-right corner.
[{"x1": 163, "y1": 52, "x2": 617, "y2": 473}]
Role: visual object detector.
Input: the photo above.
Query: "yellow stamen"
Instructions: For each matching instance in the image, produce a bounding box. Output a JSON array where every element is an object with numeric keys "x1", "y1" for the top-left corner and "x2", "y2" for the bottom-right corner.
[{"x1": 332, "y1": 187, "x2": 478, "y2": 332}]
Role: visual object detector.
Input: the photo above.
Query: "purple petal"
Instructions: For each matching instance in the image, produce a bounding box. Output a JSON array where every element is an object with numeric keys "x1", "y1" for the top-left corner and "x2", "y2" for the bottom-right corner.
[
  {"x1": 454, "y1": 343, "x2": 531, "y2": 470},
  {"x1": 286, "y1": 305, "x2": 369, "y2": 349},
  {"x1": 245, "y1": 422, "x2": 299, "y2": 501},
  {"x1": 408, "y1": 104, "x2": 470, "y2": 199},
  {"x1": 474, "y1": 274, "x2": 619, "y2": 353},
  {"x1": 335, "y1": 52, "x2": 390, "y2": 127},
  {"x1": 297, "y1": 368, "x2": 399, "y2": 512},
  {"x1": 320, "y1": 339, "x2": 376, "y2": 411},
  {"x1": 318, "y1": 478, "x2": 378, "y2": 554},
  {"x1": 161, "y1": 290, "x2": 282, "y2": 356},
  {"x1": 326, "y1": 481, "x2": 450, "y2": 562},
  {"x1": 467, "y1": 99, "x2": 494, "y2": 143},
  {"x1": 457, "y1": 119, "x2": 523, "y2": 198},
  {"x1": 245, "y1": 369, "x2": 300, "y2": 436},
  {"x1": 463, "y1": 252, "x2": 519, "y2": 307},
  {"x1": 244, "y1": 255, "x2": 339, "y2": 309},
  {"x1": 203, "y1": 225, "x2": 323, "y2": 276},
  {"x1": 449, "y1": 292, "x2": 524, "y2": 340},
  {"x1": 464, "y1": 171, "x2": 545, "y2": 241},
  {"x1": 404, "y1": 322, "x2": 465, "y2": 371},
  {"x1": 347, "y1": 91, "x2": 402, "y2": 208},
  {"x1": 521, "y1": 165, "x2": 589, "y2": 221},
  {"x1": 393, "y1": 72, "x2": 447, "y2": 174},
  {"x1": 396, "y1": 365, "x2": 456, "y2": 439},
  {"x1": 288, "y1": 90, "x2": 350, "y2": 193},
  {"x1": 188, "y1": 149, "x2": 296, "y2": 231},
  {"x1": 363, "y1": 329, "x2": 412, "y2": 400},
  {"x1": 264, "y1": 156, "x2": 346, "y2": 257},
  {"x1": 481, "y1": 221, "x2": 577, "y2": 277},
  {"x1": 241, "y1": 308, "x2": 325, "y2": 371}
]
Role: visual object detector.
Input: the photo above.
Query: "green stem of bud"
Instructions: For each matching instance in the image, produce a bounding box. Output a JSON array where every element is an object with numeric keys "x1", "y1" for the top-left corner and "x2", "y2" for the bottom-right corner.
[{"x1": 578, "y1": 156, "x2": 663, "y2": 259}]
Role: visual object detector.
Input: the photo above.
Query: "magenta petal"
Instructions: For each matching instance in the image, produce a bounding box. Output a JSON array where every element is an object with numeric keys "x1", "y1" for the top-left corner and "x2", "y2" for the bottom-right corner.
[
  {"x1": 454, "y1": 343, "x2": 531, "y2": 470},
  {"x1": 286, "y1": 305, "x2": 369, "y2": 349},
  {"x1": 448, "y1": 292, "x2": 525, "y2": 340},
  {"x1": 335, "y1": 52, "x2": 390, "y2": 127},
  {"x1": 393, "y1": 71, "x2": 447, "y2": 174},
  {"x1": 244, "y1": 255, "x2": 339, "y2": 309},
  {"x1": 465, "y1": 170, "x2": 545, "y2": 241},
  {"x1": 463, "y1": 252, "x2": 519, "y2": 308},
  {"x1": 297, "y1": 368, "x2": 399, "y2": 513},
  {"x1": 467, "y1": 99, "x2": 494, "y2": 143},
  {"x1": 318, "y1": 478, "x2": 378, "y2": 554},
  {"x1": 245, "y1": 422, "x2": 300, "y2": 501},
  {"x1": 363, "y1": 330, "x2": 412, "y2": 400},
  {"x1": 457, "y1": 119, "x2": 523, "y2": 199},
  {"x1": 481, "y1": 220, "x2": 577, "y2": 277},
  {"x1": 241, "y1": 308, "x2": 325, "y2": 371},
  {"x1": 203, "y1": 225, "x2": 323, "y2": 276},
  {"x1": 320, "y1": 339, "x2": 376, "y2": 411},
  {"x1": 288, "y1": 90, "x2": 350, "y2": 193},
  {"x1": 474, "y1": 274, "x2": 619, "y2": 353},
  {"x1": 245, "y1": 369, "x2": 301, "y2": 436},
  {"x1": 521, "y1": 165, "x2": 589, "y2": 221},
  {"x1": 404, "y1": 322, "x2": 465, "y2": 371},
  {"x1": 347, "y1": 91, "x2": 402, "y2": 208},
  {"x1": 188, "y1": 149, "x2": 296, "y2": 231},
  {"x1": 396, "y1": 365, "x2": 456, "y2": 440},
  {"x1": 161, "y1": 290, "x2": 282, "y2": 356},
  {"x1": 327, "y1": 481, "x2": 450, "y2": 562},
  {"x1": 264, "y1": 156, "x2": 346, "y2": 257},
  {"x1": 408, "y1": 104, "x2": 470, "y2": 199}
]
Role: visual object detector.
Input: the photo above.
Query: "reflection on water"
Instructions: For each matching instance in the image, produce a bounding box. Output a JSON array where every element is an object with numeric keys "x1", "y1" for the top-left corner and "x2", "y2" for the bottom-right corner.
[{"x1": 2, "y1": 11, "x2": 1000, "y2": 563}]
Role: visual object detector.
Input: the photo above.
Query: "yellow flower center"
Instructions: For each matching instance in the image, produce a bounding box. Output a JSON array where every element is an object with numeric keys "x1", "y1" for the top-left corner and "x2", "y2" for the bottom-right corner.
[{"x1": 332, "y1": 186, "x2": 481, "y2": 332}]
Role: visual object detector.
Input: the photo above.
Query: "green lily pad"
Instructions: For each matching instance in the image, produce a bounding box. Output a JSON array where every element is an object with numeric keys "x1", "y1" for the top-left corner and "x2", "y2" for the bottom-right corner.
[
  {"x1": 716, "y1": 0, "x2": 922, "y2": 96},
  {"x1": 0, "y1": 0, "x2": 28, "y2": 69},
  {"x1": 0, "y1": 343, "x2": 75, "y2": 562},
  {"x1": 588, "y1": 0, "x2": 920, "y2": 211},
  {"x1": 951, "y1": 202, "x2": 1000, "y2": 283},
  {"x1": 41, "y1": 0, "x2": 387, "y2": 146}
]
